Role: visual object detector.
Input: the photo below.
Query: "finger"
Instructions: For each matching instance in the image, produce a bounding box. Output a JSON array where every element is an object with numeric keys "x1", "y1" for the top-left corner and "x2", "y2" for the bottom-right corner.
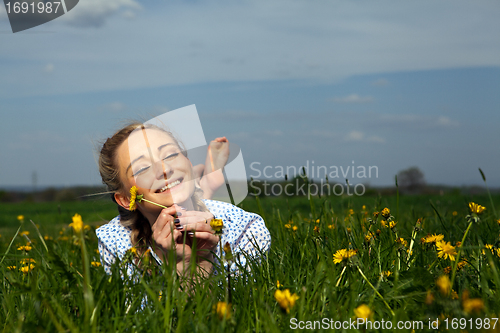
[{"x1": 151, "y1": 209, "x2": 176, "y2": 234}]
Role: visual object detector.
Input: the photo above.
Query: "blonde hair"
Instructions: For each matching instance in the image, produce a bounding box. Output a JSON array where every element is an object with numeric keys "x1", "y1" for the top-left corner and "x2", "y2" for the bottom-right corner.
[{"x1": 98, "y1": 123, "x2": 208, "y2": 257}]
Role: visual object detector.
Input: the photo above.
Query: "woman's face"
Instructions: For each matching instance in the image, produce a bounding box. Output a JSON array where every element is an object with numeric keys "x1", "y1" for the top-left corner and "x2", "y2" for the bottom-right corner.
[{"x1": 116, "y1": 127, "x2": 195, "y2": 211}]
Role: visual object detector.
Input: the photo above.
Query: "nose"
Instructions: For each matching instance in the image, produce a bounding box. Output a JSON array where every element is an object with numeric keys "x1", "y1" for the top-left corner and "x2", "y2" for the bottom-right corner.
[{"x1": 154, "y1": 159, "x2": 173, "y2": 180}]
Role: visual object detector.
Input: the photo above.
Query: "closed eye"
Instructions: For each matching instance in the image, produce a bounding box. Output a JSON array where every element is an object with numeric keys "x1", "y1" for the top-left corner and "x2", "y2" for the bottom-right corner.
[{"x1": 133, "y1": 166, "x2": 150, "y2": 176}]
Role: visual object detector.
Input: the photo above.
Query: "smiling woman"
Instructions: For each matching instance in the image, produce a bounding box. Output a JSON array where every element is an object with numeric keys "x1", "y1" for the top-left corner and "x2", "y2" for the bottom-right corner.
[{"x1": 95, "y1": 122, "x2": 271, "y2": 280}]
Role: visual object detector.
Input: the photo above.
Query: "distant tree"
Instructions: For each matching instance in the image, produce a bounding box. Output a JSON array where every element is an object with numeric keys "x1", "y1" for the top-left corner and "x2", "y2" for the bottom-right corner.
[{"x1": 397, "y1": 167, "x2": 426, "y2": 193}]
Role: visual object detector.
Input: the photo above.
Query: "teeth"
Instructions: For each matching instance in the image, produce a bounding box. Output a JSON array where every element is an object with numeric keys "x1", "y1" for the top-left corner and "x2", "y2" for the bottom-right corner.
[{"x1": 159, "y1": 180, "x2": 180, "y2": 193}]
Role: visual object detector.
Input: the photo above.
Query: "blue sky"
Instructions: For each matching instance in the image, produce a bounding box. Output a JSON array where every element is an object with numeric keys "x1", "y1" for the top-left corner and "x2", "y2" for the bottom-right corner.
[{"x1": 1, "y1": 0, "x2": 499, "y2": 188}]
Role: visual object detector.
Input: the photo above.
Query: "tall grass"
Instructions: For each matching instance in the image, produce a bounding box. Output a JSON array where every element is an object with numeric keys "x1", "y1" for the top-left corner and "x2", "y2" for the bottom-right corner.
[{"x1": 1, "y1": 191, "x2": 500, "y2": 332}]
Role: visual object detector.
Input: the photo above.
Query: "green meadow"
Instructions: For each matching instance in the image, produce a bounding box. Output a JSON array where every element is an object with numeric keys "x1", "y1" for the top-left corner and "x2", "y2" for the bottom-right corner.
[{"x1": 1, "y1": 188, "x2": 500, "y2": 332}]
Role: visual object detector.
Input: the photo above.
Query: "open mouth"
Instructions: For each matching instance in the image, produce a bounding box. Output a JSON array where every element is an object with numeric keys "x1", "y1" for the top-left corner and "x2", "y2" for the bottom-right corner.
[{"x1": 156, "y1": 179, "x2": 182, "y2": 193}]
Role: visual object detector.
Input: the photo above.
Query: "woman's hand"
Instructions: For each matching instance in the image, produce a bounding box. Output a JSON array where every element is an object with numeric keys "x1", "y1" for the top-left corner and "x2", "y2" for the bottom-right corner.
[{"x1": 150, "y1": 205, "x2": 219, "y2": 274}]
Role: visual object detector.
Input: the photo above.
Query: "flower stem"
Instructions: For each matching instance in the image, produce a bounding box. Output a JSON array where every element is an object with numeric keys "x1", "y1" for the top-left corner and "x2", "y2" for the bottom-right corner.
[
  {"x1": 141, "y1": 198, "x2": 168, "y2": 210},
  {"x1": 336, "y1": 266, "x2": 347, "y2": 287},
  {"x1": 357, "y1": 265, "x2": 395, "y2": 317},
  {"x1": 450, "y1": 221, "x2": 473, "y2": 292}
]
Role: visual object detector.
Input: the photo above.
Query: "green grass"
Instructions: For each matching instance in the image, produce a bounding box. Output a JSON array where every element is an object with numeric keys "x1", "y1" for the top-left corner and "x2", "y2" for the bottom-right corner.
[{"x1": 2, "y1": 192, "x2": 500, "y2": 332}]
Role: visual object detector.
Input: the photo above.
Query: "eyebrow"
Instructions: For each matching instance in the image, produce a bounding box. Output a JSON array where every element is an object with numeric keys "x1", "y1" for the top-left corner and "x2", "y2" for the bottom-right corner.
[{"x1": 125, "y1": 143, "x2": 175, "y2": 174}]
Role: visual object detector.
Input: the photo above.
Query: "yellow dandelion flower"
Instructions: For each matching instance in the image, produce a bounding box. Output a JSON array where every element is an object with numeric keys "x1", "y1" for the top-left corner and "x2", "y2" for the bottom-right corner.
[
  {"x1": 469, "y1": 202, "x2": 486, "y2": 215},
  {"x1": 423, "y1": 234, "x2": 444, "y2": 244},
  {"x1": 129, "y1": 246, "x2": 138, "y2": 255},
  {"x1": 396, "y1": 237, "x2": 408, "y2": 247},
  {"x1": 497, "y1": 219, "x2": 500, "y2": 225},
  {"x1": 20, "y1": 231, "x2": 30, "y2": 236},
  {"x1": 316, "y1": 219, "x2": 320, "y2": 223},
  {"x1": 333, "y1": 249, "x2": 357, "y2": 264},
  {"x1": 381, "y1": 208, "x2": 390, "y2": 218},
  {"x1": 382, "y1": 271, "x2": 392, "y2": 277},
  {"x1": 354, "y1": 304, "x2": 373, "y2": 320},
  {"x1": 7, "y1": 266, "x2": 16, "y2": 270},
  {"x1": 292, "y1": 226, "x2": 298, "y2": 231},
  {"x1": 313, "y1": 226, "x2": 319, "y2": 233},
  {"x1": 69, "y1": 214, "x2": 84, "y2": 233},
  {"x1": 452, "y1": 211, "x2": 458, "y2": 216},
  {"x1": 275, "y1": 289, "x2": 299, "y2": 313},
  {"x1": 91, "y1": 261, "x2": 101, "y2": 267},
  {"x1": 277, "y1": 280, "x2": 282, "y2": 288},
  {"x1": 17, "y1": 215, "x2": 24, "y2": 221},
  {"x1": 20, "y1": 264, "x2": 35, "y2": 274},
  {"x1": 44, "y1": 235, "x2": 53, "y2": 240},
  {"x1": 364, "y1": 233, "x2": 373, "y2": 242},
  {"x1": 129, "y1": 186, "x2": 140, "y2": 211},
  {"x1": 215, "y1": 301, "x2": 231, "y2": 320},
  {"x1": 389, "y1": 221, "x2": 397, "y2": 229},
  {"x1": 463, "y1": 298, "x2": 484, "y2": 314},
  {"x1": 436, "y1": 275, "x2": 451, "y2": 295},
  {"x1": 381, "y1": 220, "x2": 387, "y2": 228},
  {"x1": 284, "y1": 224, "x2": 291, "y2": 229},
  {"x1": 373, "y1": 211, "x2": 379, "y2": 218},
  {"x1": 327, "y1": 224, "x2": 335, "y2": 230},
  {"x1": 210, "y1": 219, "x2": 224, "y2": 233},
  {"x1": 444, "y1": 266, "x2": 452, "y2": 274},
  {"x1": 20, "y1": 258, "x2": 36, "y2": 264},
  {"x1": 17, "y1": 245, "x2": 32, "y2": 251},
  {"x1": 436, "y1": 241, "x2": 457, "y2": 261},
  {"x1": 349, "y1": 209, "x2": 354, "y2": 216},
  {"x1": 346, "y1": 228, "x2": 351, "y2": 233},
  {"x1": 362, "y1": 205, "x2": 366, "y2": 210}
]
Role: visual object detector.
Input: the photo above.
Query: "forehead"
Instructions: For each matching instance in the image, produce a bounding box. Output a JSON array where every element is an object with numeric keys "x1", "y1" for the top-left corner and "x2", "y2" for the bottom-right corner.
[{"x1": 126, "y1": 128, "x2": 176, "y2": 154}]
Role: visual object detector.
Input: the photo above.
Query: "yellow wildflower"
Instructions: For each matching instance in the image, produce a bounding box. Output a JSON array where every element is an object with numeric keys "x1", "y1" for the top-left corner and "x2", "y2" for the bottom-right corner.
[
  {"x1": 7, "y1": 266, "x2": 16, "y2": 270},
  {"x1": 285, "y1": 224, "x2": 291, "y2": 229},
  {"x1": 497, "y1": 219, "x2": 500, "y2": 225},
  {"x1": 452, "y1": 211, "x2": 458, "y2": 216},
  {"x1": 20, "y1": 264, "x2": 35, "y2": 274},
  {"x1": 91, "y1": 261, "x2": 101, "y2": 267},
  {"x1": 346, "y1": 228, "x2": 351, "y2": 233},
  {"x1": 362, "y1": 205, "x2": 366, "y2": 210},
  {"x1": 451, "y1": 290, "x2": 458, "y2": 300},
  {"x1": 327, "y1": 224, "x2": 335, "y2": 230},
  {"x1": 389, "y1": 221, "x2": 397, "y2": 229},
  {"x1": 396, "y1": 238, "x2": 408, "y2": 247},
  {"x1": 277, "y1": 280, "x2": 282, "y2": 288},
  {"x1": 436, "y1": 275, "x2": 451, "y2": 295},
  {"x1": 20, "y1": 258, "x2": 36, "y2": 264},
  {"x1": 129, "y1": 246, "x2": 138, "y2": 255},
  {"x1": 373, "y1": 211, "x2": 379, "y2": 218},
  {"x1": 313, "y1": 226, "x2": 319, "y2": 233},
  {"x1": 349, "y1": 209, "x2": 354, "y2": 216},
  {"x1": 468, "y1": 202, "x2": 486, "y2": 214},
  {"x1": 463, "y1": 298, "x2": 484, "y2": 314},
  {"x1": 364, "y1": 233, "x2": 373, "y2": 242},
  {"x1": 292, "y1": 226, "x2": 298, "y2": 231},
  {"x1": 316, "y1": 219, "x2": 320, "y2": 223},
  {"x1": 215, "y1": 301, "x2": 231, "y2": 320},
  {"x1": 333, "y1": 249, "x2": 357, "y2": 264},
  {"x1": 382, "y1": 271, "x2": 392, "y2": 277},
  {"x1": 69, "y1": 214, "x2": 84, "y2": 233},
  {"x1": 17, "y1": 215, "x2": 24, "y2": 221},
  {"x1": 17, "y1": 245, "x2": 32, "y2": 251},
  {"x1": 436, "y1": 241, "x2": 457, "y2": 261},
  {"x1": 129, "y1": 186, "x2": 139, "y2": 211},
  {"x1": 20, "y1": 231, "x2": 30, "y2": 236},
  {"x1": 44, "y1": 235, "x2": 53, "y2": 240},
  {"x1": 275, "y1": 289, "x2": 299, "y2": 313},
  {"x1": 381, "y1": 220, "x2": 387, "y2": 228},
  {"x1": 423, "y1": 234, "x2": 444, "y2": 244},
  {"x1": 210, "y1": 219, "x2": 224, "y2": 233},
  {"x1": 354, "y1": 304, "x2": 373, "y2": 320},
  {"x1": 381, "y1": 208, "x2": 390, "y2": 218}
]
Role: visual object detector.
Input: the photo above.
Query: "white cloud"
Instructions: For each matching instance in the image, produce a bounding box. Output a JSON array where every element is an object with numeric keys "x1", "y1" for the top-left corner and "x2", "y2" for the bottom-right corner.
[
  {"x1": 367, "y1": 136, "x2": 386, "y2": 143},
  {"x1": 106, "y1": 101, "x2": 126, "y2": 112},
  {"x1": 44, "y1": 63, "x2": 54, "y2": 73},
  {"x1": 332, "y1": 94, "x2": 374, "y2": 104},
  {"x1": 379, "y1": 114, "x2": 459, "y2": 129},
  {"x1": 371, "y1": 78, "x2": 389, "y2": 86},
  {"x1": 345, "y1": 130, "x2": 364, "y2": 141},
  {"x1": 60, "y1": 0, "x2": 142, "y2": 28}
]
